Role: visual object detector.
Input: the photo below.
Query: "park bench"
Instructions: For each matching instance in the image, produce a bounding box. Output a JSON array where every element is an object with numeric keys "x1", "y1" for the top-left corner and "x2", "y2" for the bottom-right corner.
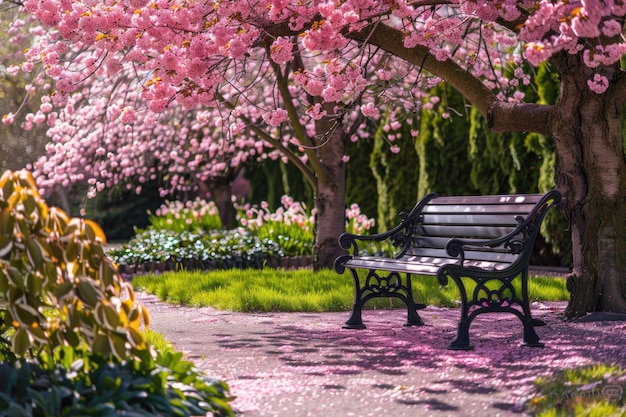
[{"x1": 334, "y1": 190, "x2": 562, "y2": 350}]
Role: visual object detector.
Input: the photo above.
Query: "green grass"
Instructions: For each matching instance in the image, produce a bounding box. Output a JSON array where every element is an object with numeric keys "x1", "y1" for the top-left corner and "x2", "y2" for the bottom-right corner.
[
  {"x1": 527, "y1": 364, "x2": 626, "y2": 416},
  {"x1": 143, "y1": 328, "x2": 175, "y2": 353},
  {"x1": 131, "y1": 269, "x2": 569, "y2": 312}
]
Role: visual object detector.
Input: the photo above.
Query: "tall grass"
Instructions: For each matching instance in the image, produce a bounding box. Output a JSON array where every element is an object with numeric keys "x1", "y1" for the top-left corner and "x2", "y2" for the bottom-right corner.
[{"x1": 131, "y1": 269, "x2": 569, "y2": 312}]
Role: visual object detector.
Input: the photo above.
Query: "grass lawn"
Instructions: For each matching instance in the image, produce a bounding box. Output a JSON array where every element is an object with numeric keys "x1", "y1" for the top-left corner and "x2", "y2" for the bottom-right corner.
[{"x1": 131, "y1": 268, "x2": 569, "y2": 312}]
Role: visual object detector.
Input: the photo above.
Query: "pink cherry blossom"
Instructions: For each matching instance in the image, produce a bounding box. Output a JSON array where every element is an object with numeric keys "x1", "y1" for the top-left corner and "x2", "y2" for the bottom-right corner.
[{"x1": 587, "y1": 73, "x2": 609, "y2": 94}]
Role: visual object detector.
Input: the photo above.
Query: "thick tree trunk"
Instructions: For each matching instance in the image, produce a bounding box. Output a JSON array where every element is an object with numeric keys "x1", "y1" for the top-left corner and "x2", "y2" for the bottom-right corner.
[
  {"x1": 551, "y1": 54, "x2": 626, "y2": 317},
  {"x1": 312, "y1": 105, "x2": 347, "y2": 271}
]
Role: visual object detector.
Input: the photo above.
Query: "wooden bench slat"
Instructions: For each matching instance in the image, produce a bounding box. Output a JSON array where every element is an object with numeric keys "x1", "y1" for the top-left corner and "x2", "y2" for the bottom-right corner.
[
  {"x1": 343, "y1": 257, "x2": 446, "y2": 275},
  {"x1": 404, "y1": 247, "x2": 518, "y2": 263},
  {"x1": 415, "y1": 225, "x2": 518, "y2": 239},
  {"x1": 421, "y1": 213, "x2": 527, "y2": 226},
  {"x1": 345, "y1": 256, "x2": 512, "y2": 275},
  {"x1": 422, "y1": 203, "x2": 538, "y2": 215},
  {"x1": 431, "y1": 194, "x2": 544, "y2": 205}
]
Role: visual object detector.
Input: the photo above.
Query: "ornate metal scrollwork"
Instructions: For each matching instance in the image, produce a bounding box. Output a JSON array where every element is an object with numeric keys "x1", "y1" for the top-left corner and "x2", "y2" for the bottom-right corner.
[
  {"x1": 364, "y1": 270, "x2": 404, "y2": 296},
  {"x1": 472, "y1": 278, "x2": 518, "y2": 308}
]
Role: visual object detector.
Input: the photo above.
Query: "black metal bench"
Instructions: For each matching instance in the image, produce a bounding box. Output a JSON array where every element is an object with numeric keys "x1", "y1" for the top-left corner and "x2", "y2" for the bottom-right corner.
[{"x1": 334, "y1": 190, "x2": 561, "y2": 350}]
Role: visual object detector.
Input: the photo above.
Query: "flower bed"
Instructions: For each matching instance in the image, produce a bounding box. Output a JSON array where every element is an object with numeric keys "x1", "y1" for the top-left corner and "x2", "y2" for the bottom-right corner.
[
  {"x1": 108, "y1": 196, "x2": 375, "y2": 273},
  {"x1": 109, "y1": 229, "x2": 284, "y2": 274}
]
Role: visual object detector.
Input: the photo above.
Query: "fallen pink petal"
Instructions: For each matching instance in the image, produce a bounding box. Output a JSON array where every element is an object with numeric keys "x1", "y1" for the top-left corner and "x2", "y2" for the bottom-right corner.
[{"x1": 139, "y1": 293, "x2": 626, "y2": 416}]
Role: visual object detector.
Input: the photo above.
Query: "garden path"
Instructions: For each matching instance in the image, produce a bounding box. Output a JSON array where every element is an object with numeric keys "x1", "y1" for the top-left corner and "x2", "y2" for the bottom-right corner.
[{"x1": 137, "y1": 293, "x2": 626, "y2": 417}]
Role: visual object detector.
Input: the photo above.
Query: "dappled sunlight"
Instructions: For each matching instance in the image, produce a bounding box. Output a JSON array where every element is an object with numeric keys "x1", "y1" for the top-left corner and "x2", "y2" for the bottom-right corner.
[{"x1": 139, "y1": 293, "x2": 626, "y2": 416}]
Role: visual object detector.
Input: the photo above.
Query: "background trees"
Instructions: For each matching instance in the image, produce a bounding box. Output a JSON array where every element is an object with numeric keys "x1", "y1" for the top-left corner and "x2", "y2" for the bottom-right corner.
[{"x1": 2, "y1": 0, "x2": 625, "y2": 316}]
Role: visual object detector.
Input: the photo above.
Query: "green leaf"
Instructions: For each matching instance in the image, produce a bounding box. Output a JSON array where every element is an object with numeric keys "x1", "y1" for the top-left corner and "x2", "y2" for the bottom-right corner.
[
  {"x1": 21, "y1": 191, "x2": 37, "y2": 216},
  {"x1": 0, "y1": 211, "x2": 14, "y2": 236},
  {"x1": 0, "y1": 234, "x2": 12, "y2": 258},
  {"x1": 24, "y1": 234, "x2": 44, "y2": 269},
  {"x1": 11, "y1": 328, "x2": 30, "y2": 356},
  {"x1": 0, "y1": 268, "x2": 9, "y2": 293},
  {"x1": 25, "y1": 272, "x2": 43, "y2": 296},
  {"x1": 98, "y1": 261, "x2": 117, "y2": 288},
  {"x1": 76, "y1": 278, "x2": 101, "y2": 308},
  {"x1": 1, "y1": 181, "x2": 14, "y2": 204},
  {"x1": 109, "y1": 333, "x2": 128, "y2": 359},
  {"x1": 11, "y1": 302, "x2": 39, "y2": 328},
  {"x1": 95, "y1": 303, "x2": 120, "y2": 330},
  {"x1": 64, "y1": 238, "x2": 78, "y2": 263},
  {"x1": 92, "y1": 334, "x2": 112, "y2": 357}
]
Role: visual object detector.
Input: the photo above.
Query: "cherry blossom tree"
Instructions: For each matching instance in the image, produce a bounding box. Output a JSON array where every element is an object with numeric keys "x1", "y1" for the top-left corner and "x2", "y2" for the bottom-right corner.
[{"x1": 2, "y1": 0, "x2": 626, "y2": 317}]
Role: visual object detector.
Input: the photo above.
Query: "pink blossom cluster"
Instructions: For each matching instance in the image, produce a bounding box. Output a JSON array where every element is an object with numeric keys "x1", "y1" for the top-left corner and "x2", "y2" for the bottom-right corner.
[
  {"x1": 345, "y1": 203, "x2": 375, "y2": 234},
  {"x1": 154, "y1": 198, "x2": 220, "y2": 220},
  {"x1": 519, "y1": 0, "x2": 626, "y2": 94}
]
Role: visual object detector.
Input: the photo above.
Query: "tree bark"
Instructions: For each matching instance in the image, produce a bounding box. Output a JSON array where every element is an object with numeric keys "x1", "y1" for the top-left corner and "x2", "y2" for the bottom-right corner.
[
  {"x1": 312, "y1": 103, "x2": 347, "y2": 271},
  {"x1": 205, "y1": 174, "x2": 238, "y2": 229},
  {"x1": 551, "y1": 53, "x2": 626, "y2": 317}
]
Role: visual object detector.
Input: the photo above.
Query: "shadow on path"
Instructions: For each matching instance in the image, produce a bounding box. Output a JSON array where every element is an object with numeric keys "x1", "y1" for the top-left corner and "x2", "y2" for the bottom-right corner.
[{"x1": 139, "y1": 294, "x2": 626, "y2": 417}]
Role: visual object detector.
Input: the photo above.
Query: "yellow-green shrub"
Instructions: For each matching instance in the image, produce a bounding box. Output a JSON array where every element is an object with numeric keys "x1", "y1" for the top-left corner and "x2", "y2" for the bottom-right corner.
[{"x1": 0, "y1": 170, "x2": 149, "y2": 360}]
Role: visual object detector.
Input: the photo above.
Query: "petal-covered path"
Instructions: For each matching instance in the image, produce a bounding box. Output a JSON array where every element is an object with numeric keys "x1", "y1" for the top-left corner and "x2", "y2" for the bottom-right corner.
[{"x1": 138, "y1": 293, "x2": 626, "y2": 417}]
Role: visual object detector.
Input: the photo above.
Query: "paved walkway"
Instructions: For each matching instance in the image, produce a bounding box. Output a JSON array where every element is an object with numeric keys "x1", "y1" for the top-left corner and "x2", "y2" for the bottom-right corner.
[{"x1": 138, "y1": 293, "x2": 626, "y2": 417}]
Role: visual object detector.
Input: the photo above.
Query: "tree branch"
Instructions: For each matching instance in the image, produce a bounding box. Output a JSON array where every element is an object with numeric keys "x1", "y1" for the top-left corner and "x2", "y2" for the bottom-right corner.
[
  {"x1": 346, "y1": 22, "x2": 554, "y2": 136},
  {"x1": 214, "y1": 93, "x2": 318, "y2": 192}
]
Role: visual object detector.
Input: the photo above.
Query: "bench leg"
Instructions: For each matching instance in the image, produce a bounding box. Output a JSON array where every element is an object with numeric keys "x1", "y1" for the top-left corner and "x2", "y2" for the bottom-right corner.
[
  {"x1": 343, "y1": 269, "x2": 425, "y2": 329},
  {"x1": 448, "y1": 317, "x2": 474, "y2": 350},
  {"x1": 520, "y1": 302, "x2": 545, "y2": 347},
  {"x1": 404, "y1": 274, "x2": 425, "y2": 327},
  {"x1": 343, "y1": 303, "x2": 367, "y2": 329},
  {"x1": 521, "y1": 320, "x2": 544, "y2": 348}
]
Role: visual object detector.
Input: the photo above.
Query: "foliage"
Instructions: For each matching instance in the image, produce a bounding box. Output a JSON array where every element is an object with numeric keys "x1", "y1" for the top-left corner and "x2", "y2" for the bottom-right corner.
[
  {"x1": 370, "y1": 114, "x2": 420, "y2": 232},
  {"x1": 416, "y1": 85, "x2": 473, "y2": 198},
  {"x1": 244, "y1": 158, "x2": 314, "y2": 213},
  {"x1": 240, "y1": 195, "x2": 375, "y2": 256},
  {"x1": 0, "y1": 170, "x2": 149, "y2": 360},
  {"x1": 0, "y1": 346, "x2": 233, "y2": 417},
  {"x1": 131, "y1": 269, "x2": 569, "y2": 313},
  {"x1": 142, "y1": 329, "x2": 175, "y2": 355},
  {"x1": 84, "y1": 180, "x2": 167, "y2": 241},
  {"x1": 345, "y1": 135, "x2": 379, "y2": 232},
  {"x1": 4, "y1": 0, "x2": 626, "y2": 310},
  {"x1": 148, "y1": 198, "x2": 223, "y2": 233},
  {"x1": 0, "y1": 170, "x2": 234, "y2": 416},
  {"x1": 240, "y1": 195, "x2": 315, "y2": 256},
  {"x1": 110, "y1": 196, "x2": 376, "y2": 266},
  {"x1": 526, "y1": 364, "x2": 626, "y2": 417},
  {"x1": 107, "y1": 228, "x2": 283, "y2": 270}
]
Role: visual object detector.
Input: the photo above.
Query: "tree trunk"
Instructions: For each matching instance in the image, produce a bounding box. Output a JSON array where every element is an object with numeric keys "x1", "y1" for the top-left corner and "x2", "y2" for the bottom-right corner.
[
  {"x1": 312, "y1": 105, "x2": 347, "y2": 271},
  {"x1": 205, "y1": 175, "x2": 238, "y2": 229},
  {"x1": 551, "y1": 53, "x2": 626, "y2": 317}
]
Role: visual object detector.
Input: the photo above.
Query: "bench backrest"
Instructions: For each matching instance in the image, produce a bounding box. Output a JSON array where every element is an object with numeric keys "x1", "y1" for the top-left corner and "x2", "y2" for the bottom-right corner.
[{"x1": 399, "y1": 191, "x2": 560, "y2": 271}]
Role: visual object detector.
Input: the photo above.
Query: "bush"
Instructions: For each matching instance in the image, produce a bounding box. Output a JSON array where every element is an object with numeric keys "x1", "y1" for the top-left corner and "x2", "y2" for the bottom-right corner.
[
  {"x1": 0, "y1": 170, "x2": 234, "y2": 416},
  {"x1": 526, "y1": 364, "x2": 625, "y2": 416},
  {"x1": 148, "y1": 198, "x2": 222, "y2": 233},
  {"x1": 0, "y1": 346, "x2": 233, "y2": 417},
  {"x1": 108, "y1": 228, "x2": 284, "y2": 271},
  {"x1": 0, "y1": 170, "x2": 146, "y2": 360},
  {"x1": 109, "y1": 195, "x2": 376, "y2": 267}
]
